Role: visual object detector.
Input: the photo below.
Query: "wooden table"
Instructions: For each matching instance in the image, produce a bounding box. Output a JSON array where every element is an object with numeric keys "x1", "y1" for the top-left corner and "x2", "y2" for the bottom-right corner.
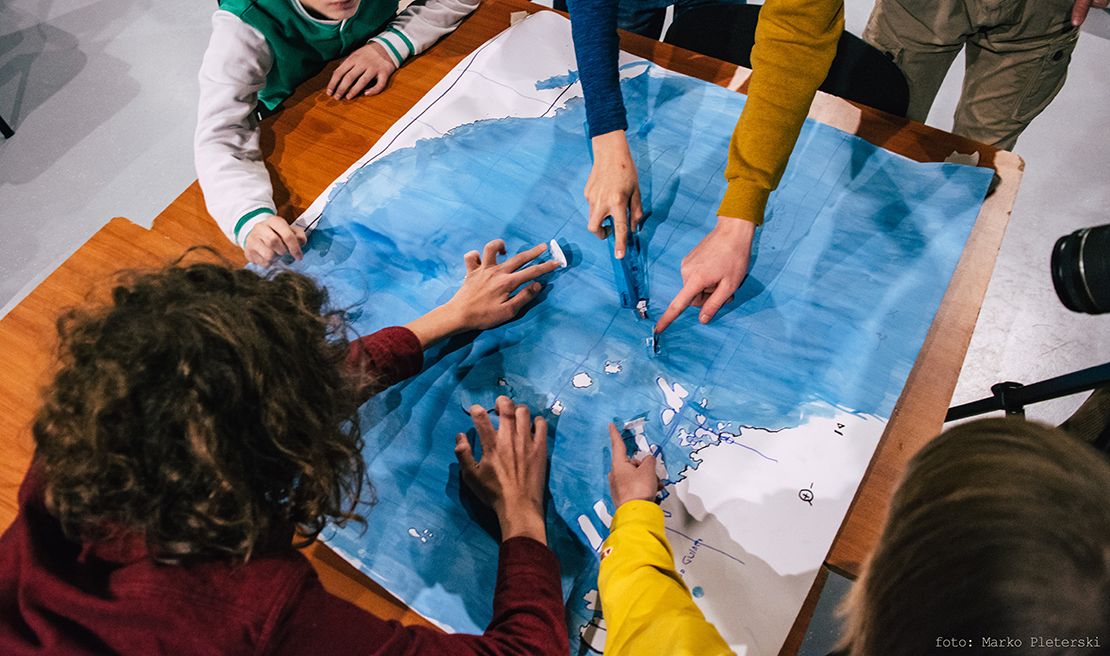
[{"x1": 0, "y1": 0, "x2": 1022, "y2": 652}]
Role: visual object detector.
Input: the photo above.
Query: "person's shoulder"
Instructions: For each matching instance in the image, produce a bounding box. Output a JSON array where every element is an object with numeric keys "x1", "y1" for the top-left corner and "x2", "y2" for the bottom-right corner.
[
  {"x1": 190, "y1": 549, "x2": 312, "y2": 602},
  {"x1": 211, "y1": 6, "x2": 263, "y2": 38},
  {"x1": 203, "y1": 7, "x2": 271, "y2": 70},
  {"x1": 138, "y1": 549, "x2": 314, "y2": 620},
  {"x1": 216, "y1": 0, "x2": 263, "y2": 20}
]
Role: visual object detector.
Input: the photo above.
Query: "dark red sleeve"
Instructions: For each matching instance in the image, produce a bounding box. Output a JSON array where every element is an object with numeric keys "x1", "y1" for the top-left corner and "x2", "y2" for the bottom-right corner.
[
  {"x1": 266, "y1": 537, "x2": 568, "y2": 656},
  {"x1": 345, "y1": 327, "x2": 424, "y2": 399}
]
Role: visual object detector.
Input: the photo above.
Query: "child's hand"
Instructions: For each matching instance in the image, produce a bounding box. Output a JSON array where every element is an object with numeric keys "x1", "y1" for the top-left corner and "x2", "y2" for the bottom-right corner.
[
  {"x1": 455, "y1": 396, "x2": 549, "y2": 544},
  {"x1": 244, "y1": 216, "x2": 307, "y2": 266},
  {"x1": 405, "y1": 239, "x2": 560, "y2": 347},
  {"x1": 328, "y1": 42, "x2": 397, "y2": 100},
  {"x1": 608, "y1": 422, "x2": 661, "y2": 508}
]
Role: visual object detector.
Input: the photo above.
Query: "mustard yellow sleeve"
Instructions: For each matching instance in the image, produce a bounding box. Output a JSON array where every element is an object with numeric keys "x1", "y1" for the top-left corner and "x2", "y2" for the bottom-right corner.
[
  {"x1": 717, "y1": 0, "x2": 845, "y2": 224},
  {"x1": 598, "y1": 501, "x2": 734, "y2": 656}
]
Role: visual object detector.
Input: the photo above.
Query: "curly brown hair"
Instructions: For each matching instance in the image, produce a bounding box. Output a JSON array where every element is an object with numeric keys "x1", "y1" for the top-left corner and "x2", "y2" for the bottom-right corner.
[{"x1": 32, "y1": 258, "x2": 371, "y2": 562}]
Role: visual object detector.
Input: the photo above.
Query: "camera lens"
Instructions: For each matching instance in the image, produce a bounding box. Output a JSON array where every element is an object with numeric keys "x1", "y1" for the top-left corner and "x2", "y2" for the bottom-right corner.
[{"x1": 1051, "y1": 224, "x2": 1110, "y2": 315}]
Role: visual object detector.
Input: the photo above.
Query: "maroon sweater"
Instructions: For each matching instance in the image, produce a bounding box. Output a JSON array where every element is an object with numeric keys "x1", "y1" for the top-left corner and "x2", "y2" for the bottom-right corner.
[{"x1": 0, "y1": 327, "x2": 569, "y2": 655}]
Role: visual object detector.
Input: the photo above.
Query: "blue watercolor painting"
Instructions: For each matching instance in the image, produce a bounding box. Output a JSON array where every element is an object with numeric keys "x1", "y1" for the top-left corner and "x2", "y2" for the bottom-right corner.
[{"x1": 287, "y1": 64, "x2": 992, "y2": 651}]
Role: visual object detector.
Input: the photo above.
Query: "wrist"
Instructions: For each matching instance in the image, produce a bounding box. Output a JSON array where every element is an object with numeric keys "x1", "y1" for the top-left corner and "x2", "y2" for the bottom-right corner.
[
  {"x1": 615, "y1": 490, "x2": 657, "y2": 507},
  {"x1": 591, "y1": 130, "x2": 631, "y2": 161},
  {"x1": 368, "y1": 41, "x2": 398, "y2": 70},
  {"x1": 714, "y1": 215, "x2": 758, "y2": 239},
  {"x1": 616, "y1": 497, "x2": 657, "y2": 511},
  {"x1": 404, "y1": 304, "x2": 463, "y2": 349},
  {"x1": 496, "y1": 502, "x2": 546, "y2": 545}
]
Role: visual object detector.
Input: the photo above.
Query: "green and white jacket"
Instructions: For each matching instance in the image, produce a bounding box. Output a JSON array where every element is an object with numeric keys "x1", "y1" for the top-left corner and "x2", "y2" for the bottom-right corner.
[{"x1": 195, "y1": 0, "x2": 479, "y2": 248}]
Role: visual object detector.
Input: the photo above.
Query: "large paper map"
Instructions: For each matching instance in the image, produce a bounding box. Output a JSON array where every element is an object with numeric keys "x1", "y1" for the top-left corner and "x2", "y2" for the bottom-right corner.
[{"x1": 288, "y1": 12, "x2": 992, "y2": 655}]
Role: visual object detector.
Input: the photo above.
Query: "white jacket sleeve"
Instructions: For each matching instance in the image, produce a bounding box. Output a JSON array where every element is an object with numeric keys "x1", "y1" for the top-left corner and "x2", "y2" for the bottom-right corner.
[
  {"x1": 194, "y1": 10, "x2": 277, "y2": 248},
  {"x1": 370, "y1": 0, "x2": 481, "y2": 68}
]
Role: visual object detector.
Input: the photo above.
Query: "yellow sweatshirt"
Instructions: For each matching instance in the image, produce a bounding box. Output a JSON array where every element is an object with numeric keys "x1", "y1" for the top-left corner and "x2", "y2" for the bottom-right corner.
[
  {"x1": 718, "y1": 0, "x2": 845, "y2": 224},
  {"x1": 598, "y1": 500, "x2": 735, "y2": 656}
]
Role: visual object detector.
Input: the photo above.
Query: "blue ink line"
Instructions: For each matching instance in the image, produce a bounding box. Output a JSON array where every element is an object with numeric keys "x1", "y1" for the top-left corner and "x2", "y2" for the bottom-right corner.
[
  {"x1": 732, "y1": 442, "x2": 778, "y2": 463},
  {"x1": 665, "y1": 527, "x2": 746, "y2": 566},
  {"x1": 471, "y1": 69, "x2": 553, "y2": 105}
]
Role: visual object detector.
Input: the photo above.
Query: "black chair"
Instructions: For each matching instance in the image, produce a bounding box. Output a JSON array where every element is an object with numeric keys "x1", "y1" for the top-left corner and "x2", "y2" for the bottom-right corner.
[
  {"x1": 664, "y1": 4, "x2": 910, "y2": 118},
  {"x1": 0, "y1": 113, "x2": 12, "y2": 139}
]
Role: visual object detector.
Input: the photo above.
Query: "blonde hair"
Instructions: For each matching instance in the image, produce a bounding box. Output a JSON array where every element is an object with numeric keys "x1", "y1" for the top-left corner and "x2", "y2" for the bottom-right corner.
[{"x1": 840, "y1": 418, "x2": 1110, "y2": 655}]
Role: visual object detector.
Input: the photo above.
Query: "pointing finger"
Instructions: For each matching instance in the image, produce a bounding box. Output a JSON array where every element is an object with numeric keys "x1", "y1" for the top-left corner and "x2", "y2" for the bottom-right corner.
[
  {"x1": 608, "y1": 423, "x2": 629, "y2": 465},
  {"x1": 500, "y1": 242, "x2": 547, "y2": 272},
  {"x1": 612, "y1": 209, "x2": 629, "y2": 260},
  {"x1": 654, "y1": 282, "x2": 701, "y2": 334},
  {"x1": 506, "y1": 260, "x2": 560, "y2": 288}
]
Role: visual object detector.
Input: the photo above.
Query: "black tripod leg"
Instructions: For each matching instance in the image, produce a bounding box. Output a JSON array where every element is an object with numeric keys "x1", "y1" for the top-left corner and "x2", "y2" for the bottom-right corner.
[{"x1": 947, "y1": 363, "x2": 1110, "y2": 422}]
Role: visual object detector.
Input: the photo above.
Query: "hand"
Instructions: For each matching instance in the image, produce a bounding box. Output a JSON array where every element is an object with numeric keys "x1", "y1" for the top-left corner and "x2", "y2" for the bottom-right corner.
[
  {"x1": 1072, "y1": 0, "x2": 1108, "y2": 26},
  {"x1": 654, "y1": 217, "x2": 756, "y2": 334},
  {"x1": 243, "y1": 215, "x2": 306, "y2": 266},
  {"x1": 607, "y1": 423, "x2": 660, "y2": 508},
  {"x1": 406, "y1": 239, "x2": 560, "y2": 346},
  {"x1": 585, "y1": 131, "x2": 644, "y2": 259},
  {"x1": 455, "y1": 397, "x2": 549, "y2": 543},
  {"x1": 327, "y1": 42, "x2": 397, "y2": 100}
]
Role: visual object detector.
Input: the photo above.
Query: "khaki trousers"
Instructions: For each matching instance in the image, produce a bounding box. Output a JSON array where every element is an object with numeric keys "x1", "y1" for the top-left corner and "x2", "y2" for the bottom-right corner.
[{"x1": 863, "y1": 0, "x2": 1080, "y2": 150}]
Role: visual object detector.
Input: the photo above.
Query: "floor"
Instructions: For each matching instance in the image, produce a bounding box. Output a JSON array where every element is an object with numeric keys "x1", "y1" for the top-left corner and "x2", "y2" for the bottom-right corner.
[{"x1": 1, "y1": 3, "x2": 1108, "y2": 411}]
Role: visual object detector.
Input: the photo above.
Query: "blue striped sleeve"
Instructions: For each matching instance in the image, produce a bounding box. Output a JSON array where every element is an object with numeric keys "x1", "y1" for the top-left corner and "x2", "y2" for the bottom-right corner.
[{"x1": 566, "y1": 0, "x2": 629, "y2": 137}]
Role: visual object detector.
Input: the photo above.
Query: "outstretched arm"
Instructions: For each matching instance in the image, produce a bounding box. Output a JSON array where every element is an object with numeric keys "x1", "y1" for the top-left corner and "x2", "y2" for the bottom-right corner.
[
  {"x1": 656, "y1": 0, "x2": 844, "y2": 334},
  {"x1": 346, "y1": 240, "x2": 561, "y2": 399},
  {"x1": 271, "y1": 399, "x2": 568, "y2": 655},
  {"x1": 195, "y1": 11, "x2": 305, "y2": 265},
  {"x1": 719, "y1": 0, "x2": 844, "y2": 223},
  {"x1": 566, "y1": 0, "x2": 644, "y2": 259},
  {"x1": 599, "y1": 424, "x2": 734, "y2": 655},
  {"x1": 566, "y1": 0, "x2": 626, "y2": 138}
]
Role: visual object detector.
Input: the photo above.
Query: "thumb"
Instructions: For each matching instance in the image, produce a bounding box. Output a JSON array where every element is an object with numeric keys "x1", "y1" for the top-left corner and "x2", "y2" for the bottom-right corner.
[
  {"x1": 455, "y1": 433, "x2": 478, "y2": 470},
  {"x1": 365, "y1": 71, "x2": 389, "y2": 96},
  {"x1": 631, "y1": 186, "x2": 644, "y2": 229}
]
